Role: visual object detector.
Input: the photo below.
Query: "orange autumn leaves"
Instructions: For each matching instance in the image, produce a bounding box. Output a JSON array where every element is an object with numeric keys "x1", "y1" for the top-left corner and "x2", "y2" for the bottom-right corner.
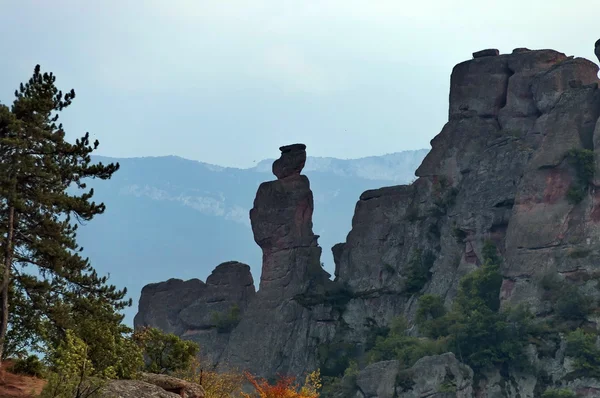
[{"x1": 241, "y1": 369, "x2": 322, "y2": 398}]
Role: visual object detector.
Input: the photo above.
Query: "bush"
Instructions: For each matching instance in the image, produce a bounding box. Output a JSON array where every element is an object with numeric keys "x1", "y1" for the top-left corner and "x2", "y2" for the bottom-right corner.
[
  {"x1": 404, "y1": 250, "x2": 435, "y2": 294},
  {"x1": 367, "y1": 317, "x2": 447, "y2": 368},
  {"x1": 540, "y1": 273, "x2": 593, "y2": 322},
  {"x1": 416, "y1": 294, "x2": 447, "y2": 338},
  {"x1": 11, "y1": 354, "x2": 46, "y2": 378},
  {"x1": 211, "y1": 304, "x2": 241, "y2": 333},
  {"x1": 565, "y1": 148, "x2": 594, "y2": 204},
  {"x1": 241, "y1": 370, "x2": 321, "y2": 398},
  {"x1": 133, "y1": 327, "x2": 199, "y2": 374},
  {"x1": 565, "y1": 328, "x2": 600, "y2": 378},
  {"x1": 174, "y1": 356, "x2": 245, "y2": 398},
  {"x1": 542, "y1": 388, "x2": 577, "y2": 398},
  {"x1": 41, "y1": 330, "x2": 106, "y2": 398}
]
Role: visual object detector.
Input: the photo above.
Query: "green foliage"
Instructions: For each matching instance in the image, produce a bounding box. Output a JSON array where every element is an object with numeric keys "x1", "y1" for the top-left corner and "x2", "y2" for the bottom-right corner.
[
  {"x1": 540, "y1": 273, "x2": 593, "y2": 322},
  {"x1": 133, "y1": 327, "x2": 199, "y2": 374},
  {"x1": 416, "y1": 294, "x2": 447, "y2": 338},
  {"x1": 11, "y1": 354, "x2": 46, "y2": 378},
  {"x1": 565, "y1": 148, "x2": 594, "y2": 204},
  {"x1": 211, "y1": 304, "x2": 241, "y2": 333},
  {"x1": 404, "y1": 249, "x2": 435, "y2": 294},
  {"x1": 438, "y1": 373, "x2": 457, "y2": 393},
  {"x1": 367, "y1": 317, "x2": 447, "y2": 368},
  {"x1": 317, "y1": 341, "x2": 356, "y2": 377},
  {"x1": 0, "y1": 65, "x2": 128, "y2": 362},
  {"x1": 41, "y1": 330, "x2": 105, "y2": 398},
  {"x1": 566, "y1": 328, "x2": 600, "y2": 378},
  {"x1": 541, "y1": 388, "x2": 577, "y2": 398}
]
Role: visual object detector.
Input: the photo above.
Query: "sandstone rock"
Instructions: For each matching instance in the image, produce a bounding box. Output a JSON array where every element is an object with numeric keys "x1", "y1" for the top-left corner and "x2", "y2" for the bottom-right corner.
[
  {"x1": 356, "y1": 360, "x2": 400, "y2": 398},
  {"x1": 351, "y1": 353, "x2": 474, "y2": 398},
  {"x1": 138, "y1": 373, "x2": 205, "y2": 398},
  {"x1": 220, "y1": 145, "x2": 333, "y2": 377},
  {"x1": 102, "y1": 380, "x2": 180, "y2": 398},
  {"x1": 272, "y1": 143, "x2": 307, "y2": 179},
  {"x1": 135, "y1": 262, "x2": 255, "y2": 365},
  {"x1": 134, "y1": 278, "x2": 206, "y2": 335},
  {"x1": 138, "y1": 46, "x2": 600, "y2": 396},
  {"x1": 473, "y1": 49, "x2": 500, "y2": 58},
  {"x1": 396, "y1": 353, "x2": 474, "y2": 398}
]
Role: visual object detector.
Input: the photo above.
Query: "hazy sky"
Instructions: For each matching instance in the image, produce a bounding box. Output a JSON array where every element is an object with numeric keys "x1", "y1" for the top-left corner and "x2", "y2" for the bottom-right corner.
[{"x1": 1, "y1": 1, "x2": 598, "y2": 168}]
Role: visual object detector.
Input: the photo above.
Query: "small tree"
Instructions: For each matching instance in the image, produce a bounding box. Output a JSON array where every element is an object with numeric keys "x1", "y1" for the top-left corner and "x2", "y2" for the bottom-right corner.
[
  {"x1": 133, "y1": 327, "x2": 199, "y2": 374},
  {"x1": 41, "y1": 330, "x2": 105, "y2": 398}
]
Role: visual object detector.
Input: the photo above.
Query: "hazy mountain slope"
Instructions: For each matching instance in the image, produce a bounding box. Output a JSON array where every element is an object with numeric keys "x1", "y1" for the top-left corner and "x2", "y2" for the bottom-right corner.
[
  {"x1": 253, "y1": 149, "x2": 428, "y2": 183},
  {"x1": 76, "y1": 151, "x2": 427, "y2": 325}
]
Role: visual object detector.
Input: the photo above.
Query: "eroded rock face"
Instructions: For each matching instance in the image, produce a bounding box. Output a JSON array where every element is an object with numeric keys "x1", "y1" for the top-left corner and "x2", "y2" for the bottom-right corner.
[
  {"x1": 220, "y1": 144, "x2": 333, "y2": 377},
  {"x1": 134, "y1": 262, "x2": 255, "y2": 364},
  {"x1": 347, "y1": 354, "x2": 474, "y2": 398}
]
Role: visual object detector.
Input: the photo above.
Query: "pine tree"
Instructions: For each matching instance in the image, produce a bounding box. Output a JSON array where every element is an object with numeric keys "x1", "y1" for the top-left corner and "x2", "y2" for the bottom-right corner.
[{"x1": 0, "y1": 65, "x2": 128, "y2": 366}]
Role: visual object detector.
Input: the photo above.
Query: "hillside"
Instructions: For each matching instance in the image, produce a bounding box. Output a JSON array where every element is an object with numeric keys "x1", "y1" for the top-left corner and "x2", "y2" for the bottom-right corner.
[{"x1": 75, "y1": 151, "x2": 427, "y2": 324}]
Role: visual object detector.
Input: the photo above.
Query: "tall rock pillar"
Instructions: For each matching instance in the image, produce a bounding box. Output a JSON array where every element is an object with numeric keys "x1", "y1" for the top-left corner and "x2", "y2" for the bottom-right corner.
[{"x1": 220, "y1": 144, "x2": 333, "y2": 377}]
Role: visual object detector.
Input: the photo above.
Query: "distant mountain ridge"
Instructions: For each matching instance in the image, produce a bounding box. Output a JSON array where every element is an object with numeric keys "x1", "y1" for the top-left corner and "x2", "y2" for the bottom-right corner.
[
  {"x1": 77, "y1": 149, "x2": 428, "y2": 325},
  {"x1": 252, "y1": 149, "x2": 428, "y2": 182}
]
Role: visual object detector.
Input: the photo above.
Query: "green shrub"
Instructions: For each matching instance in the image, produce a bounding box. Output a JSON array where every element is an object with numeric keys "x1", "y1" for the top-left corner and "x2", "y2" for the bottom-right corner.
[
  {"x1": 542, "y1": 388, "x2": 577, "y2": 398},
  {"x1": 404, "y1": 250, "x2": 435, "y2": 294},
  {"x1": 133, "y1": 327, "x2": 199, "y2": 374},
  {"x1": 41, "y1": 330, "x2": 105, "y2": 398},
  {"x1": 566, "y1": 328, "x2": 600, "y2": 378},
  {"x1": 540, "y1": 273, "x2": 593, "y2": 322},
  {"x1": 416, "y1": 294, "x2": 447, "y2": 338},
  {"x1": 565, "y1": 148, "x2": 594, "y2": 204},
  {"x1": 211, "y1": 304, "x2": 241, "y2": 333},
  {"x1": 11, "y1": 354, "x2": 46, "y2": 378},
  {"x1": 367, "y1": 317, "x2": 447, "y2": 368}
]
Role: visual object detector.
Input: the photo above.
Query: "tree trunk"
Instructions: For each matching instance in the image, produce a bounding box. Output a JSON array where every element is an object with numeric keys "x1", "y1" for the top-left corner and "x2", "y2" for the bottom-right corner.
[{"x1": 0, "y1": 205, "x2": 15, "y2": 366}]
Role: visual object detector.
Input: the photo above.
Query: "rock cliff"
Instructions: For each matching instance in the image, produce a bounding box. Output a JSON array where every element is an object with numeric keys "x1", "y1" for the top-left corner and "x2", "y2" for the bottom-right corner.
[{"x1": 136, "y1": 43, "x2": 600, "y2": 397}]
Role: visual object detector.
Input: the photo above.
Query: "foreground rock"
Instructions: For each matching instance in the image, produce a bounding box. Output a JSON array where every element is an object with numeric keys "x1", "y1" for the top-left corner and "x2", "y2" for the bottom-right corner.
[
  {"x1": 102, "y1": 373, "x2": 205, "y2": 398},
  {"x1": 349, "y1": 353, "x2": 473, "y2": 398}
]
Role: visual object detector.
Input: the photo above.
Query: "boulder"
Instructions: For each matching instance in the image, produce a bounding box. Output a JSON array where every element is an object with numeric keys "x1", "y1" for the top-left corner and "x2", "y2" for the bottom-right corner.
[
  {"x1": 473, "y1": 49, "x2": 500, "y2": 58},
  {"x1": 272, "y1": 143, "x2": 307, "y2": 179},
  {"x1": 138, "y1": 373, "x2": 205, "y2": 398},
  {"x1": 102, "y1": 380, "x2": 180, "y2": 398}
]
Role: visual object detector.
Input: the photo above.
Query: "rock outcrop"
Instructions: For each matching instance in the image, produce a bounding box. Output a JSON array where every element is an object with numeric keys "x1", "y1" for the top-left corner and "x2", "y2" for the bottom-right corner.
[
  {"x1": 219, "y1": 144, "x2": 333, "y2": 376},
  {"x1": 102, "y1": 373, "x2": 205, "y2": 398},
  {"x1": 351, "y1": 353, "x2": 473, "y2": 398},
  {"x1": 134, "y1": 261, "x2": 255, "y2": 364},
  {"x1": 137, "y1": 42, "x2": 600, "y2": 397}
]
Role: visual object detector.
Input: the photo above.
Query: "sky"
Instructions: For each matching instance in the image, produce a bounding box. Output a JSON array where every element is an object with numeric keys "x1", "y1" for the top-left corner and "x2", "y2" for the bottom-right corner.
[{"x1": 0, "y1": 1, "x2": 598, "y2": 168}]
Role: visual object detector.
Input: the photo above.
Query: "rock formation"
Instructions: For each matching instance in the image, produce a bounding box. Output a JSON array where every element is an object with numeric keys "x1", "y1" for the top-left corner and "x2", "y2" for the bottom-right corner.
[
  {"x1": 218, "y1": 143, "x2": 332, "y2": 376},
  {"x1": 134, "y1": 261, "x2": 255, "y2": 364},
  {"x1": 595, "y1": 38, "x2": 600, "y2": 64},
  {"x1": 102, "y1": 373, "x2": 205, "y2": 398},
  {"x1": 137, "y1": 42, "x2": 600, "y2": 397}
]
